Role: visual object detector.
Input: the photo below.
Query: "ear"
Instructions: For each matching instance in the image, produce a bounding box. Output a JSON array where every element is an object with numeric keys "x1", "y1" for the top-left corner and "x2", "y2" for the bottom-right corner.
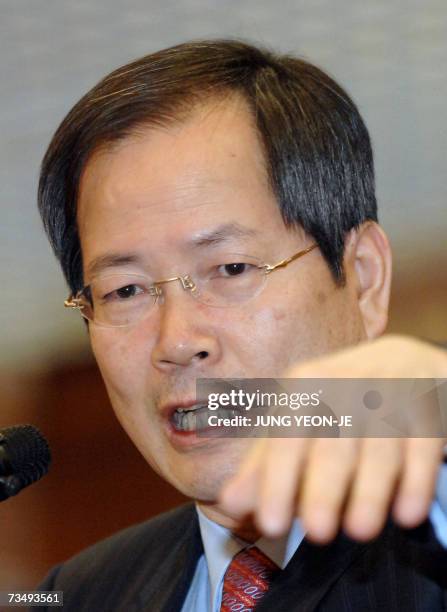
[{"x1": 345, "y1": 222, "x2": 392, "y2": 339}]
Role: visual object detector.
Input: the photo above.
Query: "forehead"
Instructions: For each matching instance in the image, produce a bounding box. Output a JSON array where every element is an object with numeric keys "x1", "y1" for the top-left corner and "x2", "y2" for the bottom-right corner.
[
  {"x1": 78, "y1": 94, "x2": 270, "y2": 208},
  {"x1": 76, "y1": 95, "x2": 292, "y2": 274}
]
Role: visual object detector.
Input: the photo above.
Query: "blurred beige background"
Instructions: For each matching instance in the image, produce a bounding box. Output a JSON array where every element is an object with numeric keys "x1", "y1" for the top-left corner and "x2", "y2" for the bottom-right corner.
[{"x1": 0, "y1": 0, "x2": 445, "y2": 594}]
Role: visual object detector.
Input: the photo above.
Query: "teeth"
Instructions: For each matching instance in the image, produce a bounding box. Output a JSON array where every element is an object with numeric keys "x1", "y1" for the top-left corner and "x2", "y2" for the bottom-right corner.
[
  {"x1": 171, "y1": 404, "x2": 209, "y2": 431},
  {"x1": 185, "y1": 411, "x2": 195, "y2": 431},
  {"x1": 171, "y1": 404, "x2": 241, "y2": 432},
  {"x1": 175, "y1": 403, "x2": 206, "y2": 415}
]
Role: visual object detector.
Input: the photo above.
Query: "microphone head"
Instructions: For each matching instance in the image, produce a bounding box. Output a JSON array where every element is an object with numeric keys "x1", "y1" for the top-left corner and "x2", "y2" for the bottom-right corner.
[{"x1": 0, "y1": 425, "x2": 51, "y2": 501}]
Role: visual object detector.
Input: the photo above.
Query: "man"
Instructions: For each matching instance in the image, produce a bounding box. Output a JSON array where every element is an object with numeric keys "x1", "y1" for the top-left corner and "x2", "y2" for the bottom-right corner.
[{"x1": 35, "y1": 40, "x2": 446, "y2": 610}]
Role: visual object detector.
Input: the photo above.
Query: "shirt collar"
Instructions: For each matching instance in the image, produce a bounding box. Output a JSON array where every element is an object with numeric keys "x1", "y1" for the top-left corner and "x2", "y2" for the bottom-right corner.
[{"x1": 196, "y1": 504, "x2": 305, "y2": 610}]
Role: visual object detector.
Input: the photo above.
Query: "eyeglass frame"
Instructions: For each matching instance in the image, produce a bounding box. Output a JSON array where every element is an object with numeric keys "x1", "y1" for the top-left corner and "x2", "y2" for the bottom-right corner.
[{"x1": 64, "y1": 243, "x2": 318, "y2": 326}]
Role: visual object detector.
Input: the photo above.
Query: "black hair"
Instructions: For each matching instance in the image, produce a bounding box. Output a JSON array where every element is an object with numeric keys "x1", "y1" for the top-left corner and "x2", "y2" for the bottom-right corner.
[{"x1": 38, "y1": 39, "x2": 377, "y2": 294}]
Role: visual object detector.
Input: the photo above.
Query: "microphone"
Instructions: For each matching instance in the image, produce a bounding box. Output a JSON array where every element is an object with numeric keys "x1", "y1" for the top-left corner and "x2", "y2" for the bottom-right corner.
[{"x1": 0, "y1": 425, "x2": 51, "y2": 502}]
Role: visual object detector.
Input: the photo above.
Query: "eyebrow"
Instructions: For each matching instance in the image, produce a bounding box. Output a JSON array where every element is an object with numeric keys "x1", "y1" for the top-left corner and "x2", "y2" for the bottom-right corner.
[
  {"x1": 85, "y1": 223, "x2": 259, "y2": 278},
  {"x1": 86, "y1": 254, "x2": 143, "y2": 278}
]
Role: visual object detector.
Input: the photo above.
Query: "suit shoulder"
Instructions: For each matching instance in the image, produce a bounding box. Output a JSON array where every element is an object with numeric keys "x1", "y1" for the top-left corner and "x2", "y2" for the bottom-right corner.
[{"x1": 45, "y1": 503, "x2": 196, "y2": 589}]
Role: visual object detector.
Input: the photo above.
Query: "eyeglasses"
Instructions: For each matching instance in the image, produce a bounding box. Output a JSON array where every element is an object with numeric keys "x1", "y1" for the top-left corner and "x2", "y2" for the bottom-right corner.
[{"x1": 64, "y1": 243, "x2": 318, "y2": 328}]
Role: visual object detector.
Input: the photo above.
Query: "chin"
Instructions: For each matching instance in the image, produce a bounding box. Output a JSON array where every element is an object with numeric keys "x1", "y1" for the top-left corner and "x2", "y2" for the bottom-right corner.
[{"x1": 168, "y1": 444, "x2": 244, "y2": 501}]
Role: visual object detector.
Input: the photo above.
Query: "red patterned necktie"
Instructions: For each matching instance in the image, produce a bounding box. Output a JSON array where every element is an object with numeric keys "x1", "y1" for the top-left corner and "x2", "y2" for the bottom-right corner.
[{"x1": 220, "y1": 546, "x2": 280, "y2": 611}]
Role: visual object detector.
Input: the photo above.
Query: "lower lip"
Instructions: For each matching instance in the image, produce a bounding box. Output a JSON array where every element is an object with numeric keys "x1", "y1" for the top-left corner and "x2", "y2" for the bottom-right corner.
[{"x1": 165, "y1": 417, "x2": 225, "y2": 449}]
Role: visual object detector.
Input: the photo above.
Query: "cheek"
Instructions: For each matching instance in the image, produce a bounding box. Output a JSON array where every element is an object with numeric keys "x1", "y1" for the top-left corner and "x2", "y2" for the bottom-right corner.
[
  {"x1": 238, "y1": 280, "x2": 354, "y2": 369},
  {"x1": 223, "y1": 303, "x2": 302, "y2": 375},
  {"x1": 89, "y1": 331, "x2": 160, "y2": 459},
  {"x1": 250, "y1": 306, "x2": 304, "y2": 360},
  {"x1": 89, "y1": 328, "x2": 150, "y2": 406}
]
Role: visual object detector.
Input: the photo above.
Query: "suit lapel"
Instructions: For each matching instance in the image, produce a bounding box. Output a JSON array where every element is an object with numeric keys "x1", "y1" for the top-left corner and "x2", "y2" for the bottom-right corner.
[
  {"x1": 256, "y1": 532, "x2": 368, "y2": 612},
  {"x1": 135, "y1": 505, "x2": 203, "y2": 612}
]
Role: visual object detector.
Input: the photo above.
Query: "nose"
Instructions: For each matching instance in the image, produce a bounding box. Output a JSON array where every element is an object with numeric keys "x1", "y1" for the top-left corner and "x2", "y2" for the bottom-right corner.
[{"x1": 151, "y1": 282, "x2": 222, "y2": 371}]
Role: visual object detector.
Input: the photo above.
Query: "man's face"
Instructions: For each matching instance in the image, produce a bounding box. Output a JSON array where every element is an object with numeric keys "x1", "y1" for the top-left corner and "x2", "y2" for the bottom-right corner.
[{"x1": 77, "y1": 96, "x2": 366, "y2": 501}]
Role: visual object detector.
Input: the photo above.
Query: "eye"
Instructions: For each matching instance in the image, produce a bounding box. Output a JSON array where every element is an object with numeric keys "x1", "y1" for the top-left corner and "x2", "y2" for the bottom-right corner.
[
  {"x1": 218, "y1": 263, "x2": 252, "y2": 277},
  {"x1": 105, "y1": 284, "x2": 144, "y2": 301},
  {"x1": 117, "y1": 285, "x2": 140, "y2": 298}
]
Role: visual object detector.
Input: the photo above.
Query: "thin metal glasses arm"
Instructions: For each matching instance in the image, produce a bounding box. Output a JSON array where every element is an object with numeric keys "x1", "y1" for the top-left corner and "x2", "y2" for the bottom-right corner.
[{"x1": 262, "y1": 243, "x2": 318, "y2": 274}]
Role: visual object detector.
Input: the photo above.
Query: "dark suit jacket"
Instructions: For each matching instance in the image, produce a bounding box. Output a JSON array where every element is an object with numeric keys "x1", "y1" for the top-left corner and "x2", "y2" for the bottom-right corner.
[{"x1": 33, "y1": 503, "x2": 447, "y2": 612}]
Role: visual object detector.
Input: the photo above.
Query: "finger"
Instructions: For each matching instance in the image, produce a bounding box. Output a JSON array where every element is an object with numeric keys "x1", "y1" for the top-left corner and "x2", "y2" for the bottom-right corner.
[
  {"x1": 392, "y1": 438, "x2": 444, "y2": 528},
  {"x1": 298, "y1": 438, "x2": 358, "y2": 544},
  {"x1": 219, "y1": 437, "x2": 268, "y2": 517},
  {"x1": 343, "y1": 438, "x2": 403, "y2": 541},
  {"x1": 255, "y1": 437, "x2": 310, "y2": 537}
]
